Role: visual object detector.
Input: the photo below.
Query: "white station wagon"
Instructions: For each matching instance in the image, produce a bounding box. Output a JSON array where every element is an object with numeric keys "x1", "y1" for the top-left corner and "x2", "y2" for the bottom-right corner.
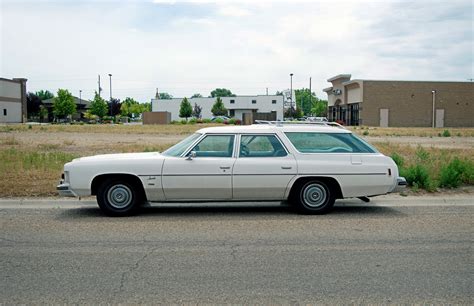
[{"x1": 58, "y1": 123, "x2": 406, "y2": 216}]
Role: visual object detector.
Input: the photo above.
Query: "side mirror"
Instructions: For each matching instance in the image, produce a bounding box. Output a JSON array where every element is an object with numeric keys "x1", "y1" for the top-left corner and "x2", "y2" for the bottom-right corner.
[{"x1": 186, "y1": 151, "x2": 196, "y2": 160}]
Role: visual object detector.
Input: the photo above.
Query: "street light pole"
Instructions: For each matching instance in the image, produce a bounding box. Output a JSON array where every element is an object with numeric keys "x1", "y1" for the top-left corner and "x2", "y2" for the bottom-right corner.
[
  {"x1": 79, "y1": 89, "x2": 82, "y2": 111},
  {"x1": 431, "y1": 90, "x2": 436, "y2": 128},
  {"x1": 108, "y1": 74, "x2": 112, "y2": 117},
  {"x1": 290, "y1": 73, "x2": 294, "y2": 118}
]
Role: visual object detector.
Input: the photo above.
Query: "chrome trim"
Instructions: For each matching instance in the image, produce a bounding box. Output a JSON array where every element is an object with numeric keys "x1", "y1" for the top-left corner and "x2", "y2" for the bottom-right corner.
[
  {"x1": 57, "y1": 182, "x2": 77, "y2": 197},
  {"x1": 392, "y1": 177, "x2": 407, "y2": 192}
]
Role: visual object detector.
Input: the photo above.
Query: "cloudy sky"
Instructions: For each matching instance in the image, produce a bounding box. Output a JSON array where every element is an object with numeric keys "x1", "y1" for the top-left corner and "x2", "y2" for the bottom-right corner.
[{"x1": 1, "y1": 0, "x2": 472, "y2": 102}]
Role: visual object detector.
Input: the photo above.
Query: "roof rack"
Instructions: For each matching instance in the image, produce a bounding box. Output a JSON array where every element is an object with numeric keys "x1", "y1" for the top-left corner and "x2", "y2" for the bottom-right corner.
[{"x1": 254, "y1": 120, "x2": 346, "y2": 129}]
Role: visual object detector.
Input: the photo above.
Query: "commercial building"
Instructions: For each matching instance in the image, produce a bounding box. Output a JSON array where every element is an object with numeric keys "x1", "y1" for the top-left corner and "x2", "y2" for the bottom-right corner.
[
  {"x1": 323, "y1": 74, "x2": 473, "y2": 127},
  {"x1": 0, "y1": 77, "x2": 27, "y2": 123},
  {"x1": 152, "y1": 95, "x2": 284, "y2": 122}
]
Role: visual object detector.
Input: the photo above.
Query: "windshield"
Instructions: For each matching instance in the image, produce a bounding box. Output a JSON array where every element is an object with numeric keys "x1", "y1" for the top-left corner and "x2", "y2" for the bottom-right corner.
[{"x1": 162, "y1": 133, "x2": 202, "y2": 157}]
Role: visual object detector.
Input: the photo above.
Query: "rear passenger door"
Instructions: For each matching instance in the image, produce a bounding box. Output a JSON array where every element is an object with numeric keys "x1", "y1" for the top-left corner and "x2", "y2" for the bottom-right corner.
[{"x1": 232, "y1": 134, "x2": 296, "y2": 200}]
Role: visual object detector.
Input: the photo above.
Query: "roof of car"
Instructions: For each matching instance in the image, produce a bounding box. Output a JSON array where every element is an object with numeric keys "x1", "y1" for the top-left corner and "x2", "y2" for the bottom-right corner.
[{"x1": 196, "y1": 124, "x2": 352, "y2": 134}]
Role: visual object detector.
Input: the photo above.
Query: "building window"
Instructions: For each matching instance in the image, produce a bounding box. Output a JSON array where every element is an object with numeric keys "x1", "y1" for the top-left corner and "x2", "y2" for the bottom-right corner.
[
  {"x1": 3, "y1": 109, "x2": 6, "y2": 116},
  {"x1": 349, "y1": 103, "x2": 360, "y2": 126},
  {"x1": 230, "y1": 99, "x2": 235, "y2": 104},
  {"x1": 229, "y1": 109, "x2": 235, "y2": 117},
  {"x1": 252, "y1": 100, "x2": 257, "y2": 104},
  {"x1": 272, "y1": 100, "x2": 277, "y2": 104}
]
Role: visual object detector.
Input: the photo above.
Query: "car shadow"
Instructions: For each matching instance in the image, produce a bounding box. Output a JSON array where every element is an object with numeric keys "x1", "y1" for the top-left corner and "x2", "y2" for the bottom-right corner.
[{"x1": 56, "y1": 202, "x2": 404, "y2": 219}]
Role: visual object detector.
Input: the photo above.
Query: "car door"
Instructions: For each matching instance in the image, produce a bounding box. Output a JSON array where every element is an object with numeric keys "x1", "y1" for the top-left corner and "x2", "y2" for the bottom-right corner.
[
  {"x1": 161, "y1": 134, "x2": 236, "y2": 200},
  {"x1": 232, "y1": 134, "x2": 297, "y2": 200}
]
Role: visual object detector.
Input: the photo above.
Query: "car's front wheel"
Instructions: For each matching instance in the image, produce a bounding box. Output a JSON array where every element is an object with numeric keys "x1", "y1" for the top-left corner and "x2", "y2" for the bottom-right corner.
[
  {"x1": 294, "y1": 180, "x2": 335, "y2": 214},
  {"x1": 97, "y1": 179, "x2": 142, "y2": 216}
]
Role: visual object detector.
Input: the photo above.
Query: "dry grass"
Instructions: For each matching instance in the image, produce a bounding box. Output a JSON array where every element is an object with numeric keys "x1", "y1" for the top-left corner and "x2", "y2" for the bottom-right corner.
[
  {"x1": 351, "y1": 126, "x2": 474, "y2": 137},
  {"x1": 0, "y1": 123, "x2": 217, "y2": 135},
  {"x1": 1, "y1": 124, "x2": 473, "y2": 197}
]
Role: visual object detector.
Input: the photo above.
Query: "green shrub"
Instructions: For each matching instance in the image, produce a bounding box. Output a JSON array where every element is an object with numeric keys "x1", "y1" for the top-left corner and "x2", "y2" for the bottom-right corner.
[
  {"x1": 180, "y1": 119, "x2": 187, "y2": 125},
  {"x1": 363, "y1": 130, "x2": 369, "y2": 136},
  {"x1": 214, "y1": 118, "x2": 224, "y2": 124},
  {"x1": 228, "y1": 118, "x2": 236, "y2": 125},
  {"x1": 390, "y1": 152, "x2": 405, "y2": 168},
  {"x1": 442, "y1": 129, "x2": 451, "y2": 137},
  {"x1": 403, "y1": 164, "x2": 433, "y2": 190},
  {"x1": 415, "y1": 146, "x2": 430, "y2": 162},
  {"x1": 202, "y1": 118, "x2": 212, "y2": 123},
  {"x1": 188, "y1": 118, "x2": 197, "y2": 124},
  {"x1": 439, "y1": 158, "x2": 474, "y2": 188}
]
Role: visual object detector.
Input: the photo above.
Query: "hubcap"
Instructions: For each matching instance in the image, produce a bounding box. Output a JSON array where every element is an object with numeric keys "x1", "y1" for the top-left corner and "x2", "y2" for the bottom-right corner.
[
  {"x1": 302, "y1": 183, "x2": 327, "y2": 208},
  {"x1": 107, "y1": 184, "x2": 132, "y2": 209}
]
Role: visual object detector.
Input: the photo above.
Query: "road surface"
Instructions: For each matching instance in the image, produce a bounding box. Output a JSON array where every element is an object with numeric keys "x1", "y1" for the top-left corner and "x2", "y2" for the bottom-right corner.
[{"x1": 1, "y1": 196, "x2": 473, "y2": 304}]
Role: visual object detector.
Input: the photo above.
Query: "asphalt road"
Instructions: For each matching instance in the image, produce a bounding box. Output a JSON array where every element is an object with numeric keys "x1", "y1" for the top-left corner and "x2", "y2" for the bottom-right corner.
[{"x1": 1, "y1": 197, "x2": 473, "y2": 304}]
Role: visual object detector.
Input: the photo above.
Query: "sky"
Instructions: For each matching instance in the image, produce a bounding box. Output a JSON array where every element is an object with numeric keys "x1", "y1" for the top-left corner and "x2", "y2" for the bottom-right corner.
[{"x1": 1, "y1": 0, "x2": 472, "y2": 102}]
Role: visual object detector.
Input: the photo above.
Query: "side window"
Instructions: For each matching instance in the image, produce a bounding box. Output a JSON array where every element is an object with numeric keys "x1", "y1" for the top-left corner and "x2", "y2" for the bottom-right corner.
[
  {"x1": 190, "y1": 135, "x2": 234, "y2": 157},
  {"x1": 240, "y1": 135, "x2": 287, "y2": 157},
  {"x1": 284, "y1": 132, "x2": 377, "y2": 153}
]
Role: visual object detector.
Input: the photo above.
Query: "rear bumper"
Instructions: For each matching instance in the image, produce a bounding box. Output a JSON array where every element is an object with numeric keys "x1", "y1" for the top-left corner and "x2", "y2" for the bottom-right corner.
[
  {"x1": 392, "y1": 177, "x2": 407, "y2": 193},
  {"x1": 57, "y1": 181, "x2": 77, "y2": 197}
]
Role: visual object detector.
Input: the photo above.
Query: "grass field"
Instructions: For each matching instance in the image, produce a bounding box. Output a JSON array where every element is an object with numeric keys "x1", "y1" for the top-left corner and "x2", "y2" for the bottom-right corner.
[{"x1": 0, "y1": 124, "x2": 473, "y2": 197}]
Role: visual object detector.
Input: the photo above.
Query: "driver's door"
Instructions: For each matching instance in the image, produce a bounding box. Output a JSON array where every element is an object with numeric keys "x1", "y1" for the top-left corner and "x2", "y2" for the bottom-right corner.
[{"x1": 161, "y1": 134, "x2": 236, "y2": 200}]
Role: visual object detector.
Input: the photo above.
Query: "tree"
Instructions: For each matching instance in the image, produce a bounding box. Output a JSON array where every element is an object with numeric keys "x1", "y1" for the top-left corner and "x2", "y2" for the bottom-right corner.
[
  {"x1": 108, "y1": 98, "x2": 121, "y2": 117},
  {"x1": 210, "y1": 88, "x2": 236, "y2": 98},
  {"x1": 35, "y1": 89, "x2": 54, "y2": 101},
  {"x1": 26, "y1": 92, "x2": 43, "y2": 116},
  {"x1": 192, "y1": 103, "x2": 202, "y2": 118},
  {"x1": 295, "y1": 88, "x2": 328, "y2": 116},
  {"x1": 211, "y1": 97, "x2": 227, "y2": 116},
  {"x1": 39, "y1": 105, "x2": 48, "y2": 123},
  {"x1": 179, "y1": 97, "x2": 193, "y2": 121},
  {"x1": 191, "y1": 93, "x2": 203, "y2": 98},
  {"x1": 158, "y1": 92, "x2": 173, "y2": 99},
  {"x1": 141, "y1": 102, "x2": 151, "y2": 112},
  {"x1": 89, "y1": 91, "x2": 108, "y2": 120},
  {"x1": 52, "y1": 89, "x2": 76, "y2": 120},
  {"x1": 311, "y1": 100, "x2": 328, "y2": 117},
  {"x1": 275, "y1": 91, "x2": 284, "y2": 96},
  {"x1": 284, "y1": 107, "x2": 303, "y2": 119}
]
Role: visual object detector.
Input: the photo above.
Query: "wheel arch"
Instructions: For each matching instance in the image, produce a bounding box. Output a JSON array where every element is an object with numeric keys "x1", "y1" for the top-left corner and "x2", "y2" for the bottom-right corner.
[
  {"x1": 91, "y1": 173, "x2": 147, "y2": 200},
  {"x1": 288, "y1": 176, "x2": 343, "y2": 201}
]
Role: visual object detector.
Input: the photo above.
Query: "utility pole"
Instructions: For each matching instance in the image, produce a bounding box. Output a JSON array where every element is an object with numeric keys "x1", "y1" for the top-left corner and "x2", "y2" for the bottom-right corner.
[
  {"x1": 290, "y1": 73, "x2": 294, "y2": 118},
  {"x1": 266, "y1": 87, "x2": 268, "y2": 95},
  {"x1": 79, "y1": 90, "x2": 82, "y2": 110},
  {"x1": 309, "y1": 77, "x2": 312, "y2": 116},
  {"x1": 98, "y1": 75, "x2": 101, "y2": 97},
  {"x1": 108, "y1": 74, "x2": 112, "y2": 117},
  {"x1": 431, "y1": 90, "x2": 436, "y2": 128}
]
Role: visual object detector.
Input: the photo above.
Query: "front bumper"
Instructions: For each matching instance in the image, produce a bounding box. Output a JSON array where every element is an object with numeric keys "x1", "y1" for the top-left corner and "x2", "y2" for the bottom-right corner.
[
  {"x1": 57, "y1": 181, "x2": 77, "y2": 197},
  {"x1": 392, "y1": 176, "x2": 408, "y2": 193}
]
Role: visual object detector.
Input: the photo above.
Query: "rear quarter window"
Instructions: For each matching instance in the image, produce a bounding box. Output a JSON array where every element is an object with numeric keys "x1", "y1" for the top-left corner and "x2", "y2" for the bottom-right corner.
[{"x1": 284, "y1": 132, "x2": 377, "y2": 153}]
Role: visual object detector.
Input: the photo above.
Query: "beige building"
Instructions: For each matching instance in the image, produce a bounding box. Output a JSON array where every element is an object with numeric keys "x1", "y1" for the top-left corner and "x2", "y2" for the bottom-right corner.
[
  {"x1": 0, "y1": 77, "x2": 27, "y2": 123},
  {"x1": 323, "y1": 74, "x2": 474, "y2": 127}
]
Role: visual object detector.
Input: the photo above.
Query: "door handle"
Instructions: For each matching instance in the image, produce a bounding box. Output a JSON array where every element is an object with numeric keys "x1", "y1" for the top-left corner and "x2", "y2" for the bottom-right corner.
[
  {"x1": 281, "y1": 166, "x2": 292, "y2": 170},
  {"x1": 220, "y1": 166, "x2": 231, "y2": 169}
]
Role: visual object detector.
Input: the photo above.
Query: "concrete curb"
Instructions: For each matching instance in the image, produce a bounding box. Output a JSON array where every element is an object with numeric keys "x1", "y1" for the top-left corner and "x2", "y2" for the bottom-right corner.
[{"x1": 0, "y1": 194, "x2": 472, "y2": 209}]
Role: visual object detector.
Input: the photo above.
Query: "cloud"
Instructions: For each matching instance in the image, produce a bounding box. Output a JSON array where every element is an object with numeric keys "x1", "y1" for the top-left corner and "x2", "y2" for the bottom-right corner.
[{"x1": 1, "y1": 0, "x2": 472, "y2": 102}]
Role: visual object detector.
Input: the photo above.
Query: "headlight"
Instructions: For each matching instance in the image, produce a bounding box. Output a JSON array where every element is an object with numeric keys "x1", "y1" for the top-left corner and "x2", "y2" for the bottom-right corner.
[{"x1": 64, "y1": 171, "x2": 70, "y2": 183}]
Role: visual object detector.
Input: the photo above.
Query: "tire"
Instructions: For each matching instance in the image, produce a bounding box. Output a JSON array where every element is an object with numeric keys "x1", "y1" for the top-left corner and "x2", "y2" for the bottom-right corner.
[
  {"x1": 97, "y1": 178, "x2": 143, "y2": 216},
  {"x1": 294, "y1": 180, "x2": 335, "y2": 214}
]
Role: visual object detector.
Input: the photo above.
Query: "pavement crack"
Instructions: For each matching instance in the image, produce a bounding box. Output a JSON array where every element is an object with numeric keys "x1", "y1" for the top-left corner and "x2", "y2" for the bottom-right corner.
[
  {"x1": 117, "y1": 246, "x2": 158, "y2": 293},
  {"x1": 230, "y1": 244, "x2": 239, "y2": 261}
]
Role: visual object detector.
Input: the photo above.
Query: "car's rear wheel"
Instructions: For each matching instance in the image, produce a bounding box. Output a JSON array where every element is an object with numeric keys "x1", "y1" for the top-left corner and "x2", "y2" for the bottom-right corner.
[
  {"x1": 294, "y1": 180, "x2": 335, "y2": 214},
  {"x1": 97, "y1": 179, "x2": 142, "y2": 216}
]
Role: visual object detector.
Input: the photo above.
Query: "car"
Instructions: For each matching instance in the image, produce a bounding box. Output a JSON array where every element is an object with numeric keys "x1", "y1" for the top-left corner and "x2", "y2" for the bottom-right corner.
[
  {"x1": 211, "y1": 116, "x2": 230, "y2": 121},
  {"x1": 57, "y1": 123, "x2": 406, "y2": 216}
]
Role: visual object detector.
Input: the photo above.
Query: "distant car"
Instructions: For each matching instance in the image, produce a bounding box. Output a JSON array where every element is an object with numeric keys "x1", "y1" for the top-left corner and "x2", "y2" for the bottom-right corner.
[
  {"x1": 58, "y1": 124, "x2": 406, "y2": 216},
  {"x1": 211, "y1": 116, "x2": 230, "y2": 121},
  {"x1": 306, "y1": 117, "x2": 328, "y2": 122}
]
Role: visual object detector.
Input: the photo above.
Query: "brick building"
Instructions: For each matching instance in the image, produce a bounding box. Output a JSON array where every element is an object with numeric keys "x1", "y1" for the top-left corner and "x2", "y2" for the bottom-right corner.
[{"x1": 323, "y1": 74, "x2": 473, "y2": 127}]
